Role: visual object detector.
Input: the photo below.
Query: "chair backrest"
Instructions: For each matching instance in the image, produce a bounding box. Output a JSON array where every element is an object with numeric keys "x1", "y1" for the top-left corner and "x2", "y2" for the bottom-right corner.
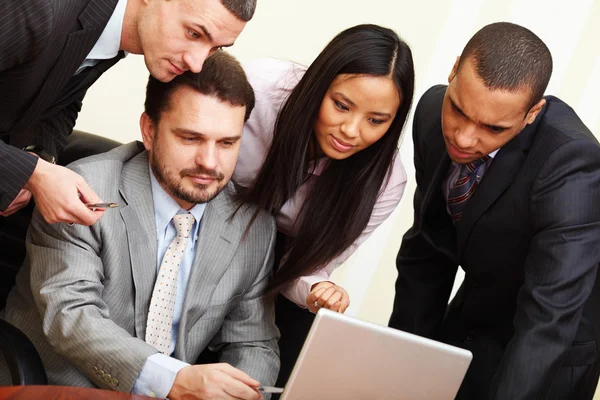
[
  {"x1": 58, "y1": 130, "x2": 122, "y2": 166},
  {"x1": 0, "y1": 319, "x2": 47, "y2": 385}
]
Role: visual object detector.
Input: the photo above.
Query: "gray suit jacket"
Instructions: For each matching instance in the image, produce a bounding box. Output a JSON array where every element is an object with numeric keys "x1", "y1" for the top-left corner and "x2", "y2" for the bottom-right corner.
[{"x1": 1, "y1": 142, "x2": 279, "y2": 392}]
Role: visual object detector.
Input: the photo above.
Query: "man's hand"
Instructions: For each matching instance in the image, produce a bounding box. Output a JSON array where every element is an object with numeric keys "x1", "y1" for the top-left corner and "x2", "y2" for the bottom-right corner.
[
  {"x1": 307, "y1": 281, "x2": 350, "y2": 314},
  {"x1": 168, "y1": 363, "x2": 263, "y2": 400},
  {"x1": 0, "y1": 188, "x2": 32, "y2": 217},
  {"x1": 24, "y1": 158, "x2": 104, "y2": 226}
]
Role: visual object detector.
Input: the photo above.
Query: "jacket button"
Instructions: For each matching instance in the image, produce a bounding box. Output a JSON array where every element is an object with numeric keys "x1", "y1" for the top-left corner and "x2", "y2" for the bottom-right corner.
[
  {"x1": 470, "y1": 280, "x2": 477, "y2": 288},
  {"x1": 466, "y1": 331, "x2": 476, "y2": 341}
]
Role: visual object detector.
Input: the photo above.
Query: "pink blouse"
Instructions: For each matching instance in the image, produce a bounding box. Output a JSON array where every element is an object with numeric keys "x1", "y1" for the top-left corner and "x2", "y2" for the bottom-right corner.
[{"x1": 233, "y1": 58, "x2": 407, "y2": 307}]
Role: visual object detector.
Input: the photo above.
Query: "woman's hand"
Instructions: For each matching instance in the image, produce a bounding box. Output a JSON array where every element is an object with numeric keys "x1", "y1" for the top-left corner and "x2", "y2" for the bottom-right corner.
[{"x1": 306, "y1": 281, "x2": 350, "y2": 314}]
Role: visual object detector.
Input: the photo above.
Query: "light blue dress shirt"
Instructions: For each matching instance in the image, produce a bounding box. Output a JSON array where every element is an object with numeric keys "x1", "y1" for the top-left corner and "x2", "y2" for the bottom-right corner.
[
  {"x1": 132, "y1": 168, "x2": 206, "y2": 397},
  {"x1": 76, "y1": 0, "x2": 127, "y2": 74}
]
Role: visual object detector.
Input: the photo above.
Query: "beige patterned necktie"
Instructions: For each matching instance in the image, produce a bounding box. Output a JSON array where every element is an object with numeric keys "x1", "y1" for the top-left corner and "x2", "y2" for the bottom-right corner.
[{"x1": 145, "y1": 213, "x2": 195, "y2": 355}]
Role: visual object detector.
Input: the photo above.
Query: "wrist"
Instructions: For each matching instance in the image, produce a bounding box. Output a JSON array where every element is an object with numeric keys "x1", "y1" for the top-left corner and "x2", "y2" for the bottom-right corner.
[
  {"x1": 167, "y1": 365, "x2": 190, "y2": 399},
  {"x1": 24, "y1": 157, "x2": 52, "y2": 192},
  {"x1": 22, "y1": 145, "x2": 56, "y2": 164}
]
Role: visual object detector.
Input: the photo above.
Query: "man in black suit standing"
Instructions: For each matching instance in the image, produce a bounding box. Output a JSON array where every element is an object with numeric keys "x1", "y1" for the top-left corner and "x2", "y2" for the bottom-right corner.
[
  {"x1": 0, "y1": 0, "x2": 255, "y2": 226},
  {"x1": 389, "y1": 22, "x2": 600, "y2": 399}
]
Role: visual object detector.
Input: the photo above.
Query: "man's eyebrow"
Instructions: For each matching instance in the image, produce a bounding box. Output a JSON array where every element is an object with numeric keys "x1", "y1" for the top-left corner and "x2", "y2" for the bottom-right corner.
[
  {"x1": 191, "y1": 24, "x2": 235, "y2": 48},
  {"x1": 219, "y1": 135, "x2": 242, "y2": 141},
  {"x1": 174, "y1": 128, "x2": 205, "y2": 137},
  {"x1": 335, "y1": 92, "x2": 393, "y2": 118},
  {"x1": 484, "y1": 123, "x2": 509, "y2": 132},
  {"x1": 192, "y1": 24, "x2": 213, "y2": 42},
  {"x1": 450, "y1": 98, "x2": 510, "y2": 131},
  {"x1": 173, "y1": 128, "x2": 241, "y2": 141},
  {"x1": 449, "y1": 98, "x2": 468, "y2": 118}
]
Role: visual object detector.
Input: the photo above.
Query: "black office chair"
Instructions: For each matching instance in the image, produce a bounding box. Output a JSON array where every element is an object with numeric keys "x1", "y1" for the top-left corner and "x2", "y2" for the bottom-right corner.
[
  {"x1": 0, "y1": 319, "x2": 47, "y2": 385},
  {"x1": 0, "y1": 131, "x2": 121, "y2": 385}
]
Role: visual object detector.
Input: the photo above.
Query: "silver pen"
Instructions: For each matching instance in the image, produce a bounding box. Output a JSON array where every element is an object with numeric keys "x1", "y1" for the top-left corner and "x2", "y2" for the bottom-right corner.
[
  {"x1": 86, "y1": 202, "x2": 119, "y2": 209},
  {"x1": 258, "y1": 385, "x2": 284, "y2": 394}
]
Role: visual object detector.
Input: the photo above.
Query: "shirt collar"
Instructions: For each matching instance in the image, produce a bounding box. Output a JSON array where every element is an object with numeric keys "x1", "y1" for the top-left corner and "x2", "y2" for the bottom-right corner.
[
  {"x1": 309, "y1": 158, "x2": 329, "y2": 176},
  {"x1": 85, "y1": 0, "x2": 127, "y2": 60},
  {"x1": 149, "y1": 165, "x2": 206, "y2": 244},
  {"x1": 488, "y1": 148, "x2": 500, "y2": 158}
]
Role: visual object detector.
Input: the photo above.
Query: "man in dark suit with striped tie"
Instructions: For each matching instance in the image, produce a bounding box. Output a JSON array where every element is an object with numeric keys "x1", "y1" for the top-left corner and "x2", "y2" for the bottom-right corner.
[
  {"x1": 389, "y1": 22, "x2": 600, "y2": 399},
  {"x1": 0, "y1": 0, "x2": 255, "y2": 225}
]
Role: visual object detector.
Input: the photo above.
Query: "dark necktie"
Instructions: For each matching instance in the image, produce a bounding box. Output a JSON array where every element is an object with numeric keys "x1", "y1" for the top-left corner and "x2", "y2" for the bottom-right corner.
[{"x1": 448, "y1": 156, "x2": 490, "y2": 223}]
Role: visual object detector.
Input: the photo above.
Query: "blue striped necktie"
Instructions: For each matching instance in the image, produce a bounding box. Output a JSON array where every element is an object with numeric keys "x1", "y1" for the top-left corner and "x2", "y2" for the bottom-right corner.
[{"x1": 448, "y1": 156, "x2": 490, "y2": 223}]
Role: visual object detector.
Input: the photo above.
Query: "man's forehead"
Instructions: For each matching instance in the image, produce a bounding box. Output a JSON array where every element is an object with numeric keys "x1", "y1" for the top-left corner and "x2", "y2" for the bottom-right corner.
[
  {"x1": 454, "y1": 59, "x2": 531, "y2": 113},
  {"x1": 451, "y1": 78, "x2": 529, "y2": 121}
]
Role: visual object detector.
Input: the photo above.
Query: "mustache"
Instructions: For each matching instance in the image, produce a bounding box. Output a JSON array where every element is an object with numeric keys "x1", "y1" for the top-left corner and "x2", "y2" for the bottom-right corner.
[{"x1": 180, "y1": 165, "x2": 224, "y2": 181}]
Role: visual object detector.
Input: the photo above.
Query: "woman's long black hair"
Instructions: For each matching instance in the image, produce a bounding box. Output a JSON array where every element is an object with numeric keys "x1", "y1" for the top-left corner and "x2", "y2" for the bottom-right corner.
[{"x1": 240, "y1": 24, "x2": 415, "y2": 296}]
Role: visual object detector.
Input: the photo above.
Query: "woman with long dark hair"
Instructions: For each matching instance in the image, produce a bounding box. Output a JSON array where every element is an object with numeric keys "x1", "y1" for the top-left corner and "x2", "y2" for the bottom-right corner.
[{"x1": 233, "y1": 24, "x2": 415, "y2": 384}]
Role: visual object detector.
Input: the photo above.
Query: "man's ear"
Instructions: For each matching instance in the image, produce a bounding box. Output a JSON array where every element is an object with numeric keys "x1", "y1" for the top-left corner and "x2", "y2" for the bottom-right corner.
[
  {"x1": 139, "y1": 112, "x2": 155, "y2": 151},
  {"x1": 448, "y1": 56, "x2": 460, "y2": 83},
  {"x1": 525, "y1": 98, "x2": 546, "y2": 125}
]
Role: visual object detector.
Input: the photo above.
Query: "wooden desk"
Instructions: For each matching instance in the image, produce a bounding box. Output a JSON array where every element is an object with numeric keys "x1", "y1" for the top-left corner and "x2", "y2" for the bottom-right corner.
[{"x1": 0, "y1": 385, "x2": 156, "y2": 399}]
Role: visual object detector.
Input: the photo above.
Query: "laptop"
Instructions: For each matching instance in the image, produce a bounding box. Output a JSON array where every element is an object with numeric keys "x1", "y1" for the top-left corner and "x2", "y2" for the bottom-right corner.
[{"x1": 279, "y1": 308, "x2": 472, "y2": 400}]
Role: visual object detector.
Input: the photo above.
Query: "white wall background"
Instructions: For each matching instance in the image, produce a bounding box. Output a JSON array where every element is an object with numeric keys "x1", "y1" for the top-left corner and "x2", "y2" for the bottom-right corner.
[{"x1": 75, "y1": 1, "x2": 600, "y2": 385}]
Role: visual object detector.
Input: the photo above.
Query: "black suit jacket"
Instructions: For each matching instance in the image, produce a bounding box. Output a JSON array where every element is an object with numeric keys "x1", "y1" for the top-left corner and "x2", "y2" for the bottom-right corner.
[
  {"x1": 390, "y1": 85, "x2": 600, "y2": 399},
  {"x1": 0, "y1": 0, "x2": 121, "y2": 210}
]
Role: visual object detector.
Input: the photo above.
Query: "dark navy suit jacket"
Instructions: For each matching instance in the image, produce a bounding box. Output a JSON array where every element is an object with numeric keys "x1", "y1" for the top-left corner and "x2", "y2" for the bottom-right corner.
[
  {"x1": 390, "y1": 85, "x2": 600, "y2": 399},
  {"x1": 0, "y1": 0, "x2": 121, "y2": 210}
]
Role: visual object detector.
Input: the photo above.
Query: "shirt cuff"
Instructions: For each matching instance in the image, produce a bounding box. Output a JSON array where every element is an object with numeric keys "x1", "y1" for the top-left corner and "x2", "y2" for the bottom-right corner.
[
  {"x1": 131, "y1": 353, "x2": 190, "y2": 398},
  {"x1": 281, "y1": 275, "x2": 335, "y2": 308}
]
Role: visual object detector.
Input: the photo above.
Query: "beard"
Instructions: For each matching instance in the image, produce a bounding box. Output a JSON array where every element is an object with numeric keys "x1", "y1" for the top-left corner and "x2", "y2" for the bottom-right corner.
[{"x1": 149, "y1": 150, "x2": 226, "y2": 205}]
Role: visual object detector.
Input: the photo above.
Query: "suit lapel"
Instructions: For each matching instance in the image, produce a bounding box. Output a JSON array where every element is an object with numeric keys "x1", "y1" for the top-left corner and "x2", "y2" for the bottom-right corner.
[
  {"x1": 18, "y1": 0, "x2": 119, "y2": 128},
  {"x1": 176, "y1": 187, "x2": 242, "y2": 359},
  {"x1": 456, "y1": 116, "x2": 541, "y2": 257},
  {"x1": 118, "y1": 148, "x2": 158, "y2": 340},
  {"x1": 422, "y1": 152, "x2": 451, "y2": 219}
]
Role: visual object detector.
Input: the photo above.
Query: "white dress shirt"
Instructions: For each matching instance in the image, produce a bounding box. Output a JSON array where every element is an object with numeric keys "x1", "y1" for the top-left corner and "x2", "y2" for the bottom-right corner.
[{"x1": 76, "y1": 0, "x2": 127, "y2": 74}]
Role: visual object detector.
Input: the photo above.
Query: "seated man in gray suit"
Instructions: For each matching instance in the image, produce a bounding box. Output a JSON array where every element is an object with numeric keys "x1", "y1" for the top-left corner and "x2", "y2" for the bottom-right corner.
[{"x1": 1, "y1": 51, "x2": 279, "y2": 400}]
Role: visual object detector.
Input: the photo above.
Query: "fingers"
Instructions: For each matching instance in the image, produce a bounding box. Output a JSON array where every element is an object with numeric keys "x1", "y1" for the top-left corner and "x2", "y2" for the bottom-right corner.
[
  {"x1": 66, "y1": 198, "x2": 104, "y2": 226},
  {"x1": 207, "y1": 363, "x2": 261, "y2": 400},
  {"x1": 26, "y1": 161, "x2": 105, "y2": 226},
  {"x1": 222, "y1": 378, "x2": 262, "y2": 400},
  {"x1": 315, "y1": 285, "x2": 337, "y2": 307},
  {"x1": 306, "y1": 282, "x2": 351, "y2": 314},
  {"x1": 310, "y1": 284, "x2": 332, "y2": 304},
  {"x1": 76, "y1": 177, "x2": 103, "y2": 204},
  {"x1": 338, "y1": 292, "x2": 351, "y2": 313},
  {"x1": 306, "y1": 281, "x2": 334, "y2": 313},
  {"x1": 170, "y1": 364, "x2": 261, "y2": 400},
  {"x1": 215, "y1": 363, "x2": 260, "y2": 388},
  {"x1": 323, "y1": 290, "x2": 343, "y2": 310},
  {"x1": 67, "y1": 177, "x2": 104, "y2": 226}
]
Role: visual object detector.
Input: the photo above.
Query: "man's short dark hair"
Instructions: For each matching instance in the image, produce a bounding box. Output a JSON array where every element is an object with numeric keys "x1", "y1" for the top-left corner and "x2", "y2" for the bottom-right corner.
[
  {"x1": 144, "y1": 51, "x2": 255, "y2": 123},
  {"x1": 221, "y1": 0, "x2": 256, "y2": 22},
  {"x1": 458, "y1": 22, "x2": 553, "y2": 109}
]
